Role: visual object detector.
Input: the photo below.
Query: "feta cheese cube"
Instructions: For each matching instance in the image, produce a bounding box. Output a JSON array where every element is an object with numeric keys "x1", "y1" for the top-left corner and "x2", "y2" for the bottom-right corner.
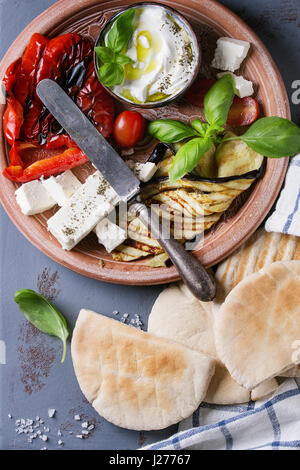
[
  {"x1": 47, "y1": 171, "x2": 120, "y2": 250},
  {"x1": 126, "y1": 160, "x2": 157, "y2": 183},
  {"x1": 217, "y1": 72, "x2": 254, "y2": 98},
  {"x1": 15, "y1": 180, "x2": 56, "y2": 215},
  {"x1": 211, "y1": 37, "x2": 250, "y2": 72},
  {"x1": 94, "y1": 218, "x2": 126, "y2": 253},
  {"x1": 42, "y1": 170, "x2": 82, "y2": 206}
]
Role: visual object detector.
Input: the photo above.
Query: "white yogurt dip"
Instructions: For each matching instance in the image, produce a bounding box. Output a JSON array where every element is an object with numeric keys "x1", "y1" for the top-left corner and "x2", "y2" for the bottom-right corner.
[{"x1": 106, "y1": 6, "x2": 196, "y2": 103}]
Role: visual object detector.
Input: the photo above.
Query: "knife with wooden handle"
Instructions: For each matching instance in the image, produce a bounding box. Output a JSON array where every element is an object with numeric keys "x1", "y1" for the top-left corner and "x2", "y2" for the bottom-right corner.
[{"x1": 37, "y1": 79, "x2": 216, "y2": 301}]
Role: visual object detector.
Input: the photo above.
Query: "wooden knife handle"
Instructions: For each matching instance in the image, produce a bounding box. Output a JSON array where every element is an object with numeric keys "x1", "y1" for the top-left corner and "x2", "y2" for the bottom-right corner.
[{"x1": 132, "y1": 203, "x2": 217, "y2": 302}]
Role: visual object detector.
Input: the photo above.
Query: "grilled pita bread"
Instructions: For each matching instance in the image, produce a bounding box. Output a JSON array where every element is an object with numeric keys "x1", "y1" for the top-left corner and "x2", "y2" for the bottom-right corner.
[
  {"x1": 215, "y1": 260, "x2": 300, "y2": 389},
  {"x1": 213, "y1": 228, "x2": 300, "y2": 313},
  {"x1": 148, "y1": 284, "x2": 278, "y2": 404},
  {"x1": 213, "y1": 229, "x2": 300, "y2": 378},
  {"x1": 71, "y1": 309, "x2": 215, "y2": 430}
]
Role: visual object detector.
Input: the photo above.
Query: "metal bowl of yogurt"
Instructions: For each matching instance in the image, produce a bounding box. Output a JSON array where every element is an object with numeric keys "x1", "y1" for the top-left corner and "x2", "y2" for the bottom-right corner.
[{"x1": 94, "y1": 2, "x2": 201, "y2": 108}]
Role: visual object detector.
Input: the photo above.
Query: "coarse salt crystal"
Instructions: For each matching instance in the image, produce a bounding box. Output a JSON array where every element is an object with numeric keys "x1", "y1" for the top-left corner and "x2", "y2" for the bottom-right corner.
[
  {"x1": 74, "y1": 414, "x2": 81, "y2": 421},
  {"x1": 48, "y1": 409, "x2": 56, "y2": 418}
]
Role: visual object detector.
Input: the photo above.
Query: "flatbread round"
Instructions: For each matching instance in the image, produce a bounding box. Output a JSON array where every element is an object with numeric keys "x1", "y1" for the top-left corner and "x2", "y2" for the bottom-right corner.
[
  {"x1": 215, "y1": 260, "x2": 300, "y2": 389},
  {"x1": 71, "y1": 309, "x2": 215, "y2": 431},
  {"x1": 148, "y1": 284, "x2": 278, "y2": 404},
  {"x1": 213, "y1": 229, "x2": 300, "y2": 378},
  {"x1": 213, "y1": 229, "x2": 300, "y2": 315}
]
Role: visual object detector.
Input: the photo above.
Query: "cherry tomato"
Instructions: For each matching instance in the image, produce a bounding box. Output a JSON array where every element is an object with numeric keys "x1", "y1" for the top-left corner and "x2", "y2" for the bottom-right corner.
[
  {"x1": 227, "y1": 96, "x2": 260, "y2": 126},
  {"x1": 184, "y1": 79, "x2": 216, "y2": 107},
  {"x1": 113, "y1": 111, "x2": 146, "y2": 148}
]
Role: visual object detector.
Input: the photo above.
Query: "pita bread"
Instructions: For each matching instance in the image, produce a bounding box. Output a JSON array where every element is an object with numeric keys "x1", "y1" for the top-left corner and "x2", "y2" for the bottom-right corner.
[
  {"x1": 213, "y1": 228, "x2": 300, "y2": 313},
  {"x1": 213, "y1": 229, "x2": 300, "y2": 378},
  {"x1": 148, "y1": 285, "x2": 278, "y2": 404},
  {"x1": 71, "y1": 309, "x2": 215, "y2": 430},
  {"x1": 215, "y1": 260, "x2": 300, "y2": 389}
]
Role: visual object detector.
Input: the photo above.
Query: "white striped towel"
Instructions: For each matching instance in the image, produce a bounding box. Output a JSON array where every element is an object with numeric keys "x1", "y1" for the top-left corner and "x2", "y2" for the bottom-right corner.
[
  {"x1": 265, "y1": 154, "x2": 300, "y2": 236},
  {"x1": 142, "y1": 379, "x2": 300, "y2": 450}
]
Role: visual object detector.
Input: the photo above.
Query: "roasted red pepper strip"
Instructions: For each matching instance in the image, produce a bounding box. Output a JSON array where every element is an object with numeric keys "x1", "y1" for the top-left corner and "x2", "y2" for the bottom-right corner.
[
  {"x1": 3, "y1": 97, "x2": 24, "y2": 145},
  {"x1": 3, "y1": 59, "x2": 22, "y2": 95},
  {"x1": 45, "y1": 134, "x2": 75, "y2": 150},
  {"x1": 3, "y1": 146, "x2": 88, "y2": 183},
  {"x1": 22, "y1": 33, "x2": 49, "y2": 96},
  {"x1": 76, "y1": 61, "x2": 114, "y2": 138},
  {"x1": 36, "y1": 32, "x2": 81, "y2": 86}
]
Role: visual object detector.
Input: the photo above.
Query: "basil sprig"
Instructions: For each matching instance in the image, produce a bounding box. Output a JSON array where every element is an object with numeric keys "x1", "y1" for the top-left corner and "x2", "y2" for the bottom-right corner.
[
  {"x1": 15, "y1": 289, "x2": 69, "y2": 363},
  {"x1": 95, "y1": 8, "x2": 135, "y2": 87},
  {"x1": 148, "y1": 74, "x2": 300, "y2": 182},
  {"x1": 223, "y1": 117, "x2": 300, "y2": 157}
]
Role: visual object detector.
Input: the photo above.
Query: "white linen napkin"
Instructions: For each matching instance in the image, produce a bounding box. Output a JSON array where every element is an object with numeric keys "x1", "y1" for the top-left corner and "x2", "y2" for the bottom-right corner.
[
  {"x1": 265, "y1": 154, "x2": 300, "y2": 236},
  {"x1": 142, "y1": 379, "x2": 300, "y2": 450}
]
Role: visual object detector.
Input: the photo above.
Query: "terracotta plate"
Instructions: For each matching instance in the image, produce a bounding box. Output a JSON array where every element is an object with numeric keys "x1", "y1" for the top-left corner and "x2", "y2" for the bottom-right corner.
[{"x1": 0, "y1": 0, "x2": 289, "y2": 285}]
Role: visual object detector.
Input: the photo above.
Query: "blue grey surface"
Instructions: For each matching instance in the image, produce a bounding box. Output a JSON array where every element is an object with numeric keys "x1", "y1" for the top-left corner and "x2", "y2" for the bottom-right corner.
[{"x1": 0, "y1": 0, "x2": 299, "y2": 450}]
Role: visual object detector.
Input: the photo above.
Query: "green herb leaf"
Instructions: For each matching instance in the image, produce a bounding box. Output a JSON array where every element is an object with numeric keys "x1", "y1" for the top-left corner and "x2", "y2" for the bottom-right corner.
[
  {"x1": 98, "y1": 62, "x2": 124, "y2": 86},
  {"x1": 95, "y1": 46, "x2": 116, "y2": 64},
  {"x1": 191, "y1": 119, "x2": 209, "y2": 137},
  {"x1": 148, "y1": 119, "x2": 199, "y2": 143},
  {"x1": 169, "y1": 138, "x2": 213, "y2": 183},
  {"x1": 14, "y1": 289, "x2": 69, "y2": 363},
  {"x1": 234, "y1": 117, "x2": 300, "y2": 157},
  {"x1": 204, "y1": 74, "x2": 235, "y2": 127},
  {"x1": 107, "y1": 8, "x2": 135, "y2": 53},
  {"x1": 115, "y1": 54, "x2": 133, "y2": 66}
]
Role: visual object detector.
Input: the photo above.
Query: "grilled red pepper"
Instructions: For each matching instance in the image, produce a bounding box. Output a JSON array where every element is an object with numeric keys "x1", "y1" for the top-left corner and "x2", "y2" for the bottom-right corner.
[
  {"x1": 2, "y1": 32, "x2": 114, "y2": 182},
  {"x1": 3, "y1": 97, "x2": 24, "y2": 145},
  {"x1": 3, "y1": 142, "x2": 88, "y2": 183}
]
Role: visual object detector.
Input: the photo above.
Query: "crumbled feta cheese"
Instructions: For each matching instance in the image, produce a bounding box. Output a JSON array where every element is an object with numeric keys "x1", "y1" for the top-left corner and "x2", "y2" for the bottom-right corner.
[
  {"x1": 217, "y1": 72, "x2": 254, "y2": 98},
  {"x1": 211, "y1": 37, "x2": 250, "y2": 72},
  {"x1": 15, "y1": 180, "x2": 56, "y2": 215},
  {"x1": 94, "y1": 218, "x2": 126, "y2": 253},
  {"x1": 48, "y1": 408, "x2": 56, "y2": 418},
  {"x1": 42, "y1": 170, "x2": 82, "y2": 206},
  {"x1": 47, "y1": 172, "x2": 120, "y2": 250},
  {"x1": 126, "y1": 160, "x2": 157, "y2": 183}
]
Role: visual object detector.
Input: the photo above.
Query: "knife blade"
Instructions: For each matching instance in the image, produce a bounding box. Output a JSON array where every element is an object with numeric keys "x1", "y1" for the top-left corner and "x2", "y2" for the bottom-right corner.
[{"x1": 36, "y1": 79, "x2": 140, "y2": 201}]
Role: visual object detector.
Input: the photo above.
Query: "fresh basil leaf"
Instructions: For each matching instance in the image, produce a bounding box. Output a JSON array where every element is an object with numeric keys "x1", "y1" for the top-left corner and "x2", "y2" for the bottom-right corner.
[
  {"x1": 148, "y1": 119, "x2": 199, "y2": 143},
  {"x1": 169, "y1": 138, "x2": 213, "y2": 183},
  {"x1": 98, "y1": 62, "x2": 124, "y2": 86},
  {"x1": 191, "y1": 119, "x2": 209, "y2": 137},
  {"x1": 204, "y1": 74, "x2": 235, "y2": 127},
  {"x1": 115, "y1": 54, "x2": 133, "y2": 66},
  {"x1": 95, "y1": 46, "x2": 115, "y2": 64},
  {"x1": 107, "y1": 9, "x2": 135, "y2": 53},
  {"x1": 237, "y1": 117, "x2": 300, "y2": 157},
  {"x1": 14, "y1": 289, "x2": 69, "y2": 363}
]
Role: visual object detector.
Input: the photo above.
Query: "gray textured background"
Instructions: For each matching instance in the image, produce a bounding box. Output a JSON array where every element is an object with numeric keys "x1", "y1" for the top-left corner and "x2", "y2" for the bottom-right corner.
[{"x1": 0, "y1": 0, "x2": 299, "y2": 450}]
